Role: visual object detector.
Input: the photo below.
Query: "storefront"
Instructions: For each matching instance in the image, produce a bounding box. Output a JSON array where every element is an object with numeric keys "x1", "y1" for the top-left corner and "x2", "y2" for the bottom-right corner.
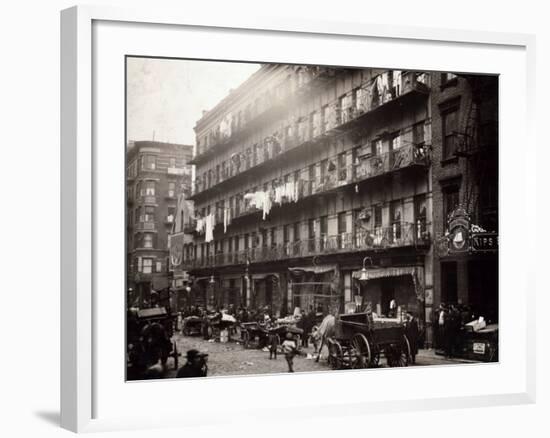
[
  {"x1": 288, "y1": 265, "x2": 341, "y2": 315},
  {"x1": 351, "y1": 266, "x2": 425, "y2": 319}
]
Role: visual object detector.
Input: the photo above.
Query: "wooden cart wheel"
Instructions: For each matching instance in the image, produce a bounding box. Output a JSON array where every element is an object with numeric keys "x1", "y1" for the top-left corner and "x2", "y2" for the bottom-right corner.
[
  {"x1": 386, "y1": 335, "x2": 411, "y2": 367},
  {"x1": 401, "y1": 335, "x2": 411, "y2": 367},
  {"x1": 172, "y1": 341, "x2": 179, "y2": 370},
  {"x1": 332, "y1": 340, "x2": 344, "y2": 369},
  {"x1": 242, "y1": 330, "x2": 250, "y2": 349},
  {"x1": 351, "y1": 333, "x2": 371, "y2": 369}
]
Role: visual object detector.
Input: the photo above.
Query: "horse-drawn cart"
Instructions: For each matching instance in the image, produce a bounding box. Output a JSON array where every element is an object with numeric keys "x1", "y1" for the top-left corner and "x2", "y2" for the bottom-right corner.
[
  {"x1": 127, "y1": 306, "x2": 180, "y2": 379},
  {"x1": 181, "y1": 315, "x2": 203, "y2": 336},
  {"x1": 327, "y1": 312, "x2": 411, "y2": 369}
]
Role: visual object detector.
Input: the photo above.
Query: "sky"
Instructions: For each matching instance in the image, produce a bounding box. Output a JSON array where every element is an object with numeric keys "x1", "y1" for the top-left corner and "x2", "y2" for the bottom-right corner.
[{"x1": 126, "y1": 57, "x2": 261, "y2": 146}]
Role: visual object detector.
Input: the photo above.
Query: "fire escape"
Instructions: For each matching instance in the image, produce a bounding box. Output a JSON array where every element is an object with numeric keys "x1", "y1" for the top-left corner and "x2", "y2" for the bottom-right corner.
[{"x1": 454, "y1": 75, "x2": 498, "y2": 231}]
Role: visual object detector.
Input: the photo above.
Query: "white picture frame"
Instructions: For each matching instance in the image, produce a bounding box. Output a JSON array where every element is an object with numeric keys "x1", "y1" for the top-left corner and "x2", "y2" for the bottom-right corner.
[{"x1": 61, "y1": 5, "x2": 536, "y2": 433}]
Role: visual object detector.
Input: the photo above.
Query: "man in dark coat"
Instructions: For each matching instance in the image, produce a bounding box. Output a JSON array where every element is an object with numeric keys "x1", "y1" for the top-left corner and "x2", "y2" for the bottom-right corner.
[
  {"x1": 405, "y1": 311, "x2": 419, "y2": 364},
  {"x1": 176, "y1": 349, "x2": 208, "y2": 378}
]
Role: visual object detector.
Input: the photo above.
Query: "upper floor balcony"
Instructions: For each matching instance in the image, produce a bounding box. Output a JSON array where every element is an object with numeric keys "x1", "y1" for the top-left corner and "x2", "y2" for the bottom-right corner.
[
  {"x1": 191, "y1": 70, "x2": 430, "y2": 199},
  {"x1": 217, "y1": 142, "x2": 429, "y2": 225},
  {"x1": 183, "y1": 221, "x2": 430, "y2": 270}
]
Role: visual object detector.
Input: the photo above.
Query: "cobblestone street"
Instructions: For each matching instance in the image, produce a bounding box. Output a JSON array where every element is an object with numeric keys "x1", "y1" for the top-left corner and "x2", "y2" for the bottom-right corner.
[{"x1": 164, "y1": 333, "x2": 478, "y2": 379}]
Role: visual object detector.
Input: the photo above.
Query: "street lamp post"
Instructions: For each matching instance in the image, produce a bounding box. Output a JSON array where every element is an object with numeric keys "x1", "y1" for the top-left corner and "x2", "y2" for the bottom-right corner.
[
  {"x1": 355, "y1": 256, "x2": 374, "y2": 312},
  {"x1": 244, "y1": 257, "x2": 251, "y2": 308}
]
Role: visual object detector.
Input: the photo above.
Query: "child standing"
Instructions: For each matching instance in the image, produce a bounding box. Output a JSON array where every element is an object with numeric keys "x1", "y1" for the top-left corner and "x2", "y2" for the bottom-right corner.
[{"x1": 282, "y1": 332, "x2": 298, "y2": 372}]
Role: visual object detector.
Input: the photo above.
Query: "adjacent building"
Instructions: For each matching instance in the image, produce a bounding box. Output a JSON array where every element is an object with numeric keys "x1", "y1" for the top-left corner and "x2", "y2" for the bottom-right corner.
[
  {"x1": 183, "y1": 65, "x2": 434, "y2": 328},
  {"x1": 126, "y1": 141, "x2": 193, "y2": 308},
  {"x1": 431, "y1": 73, "x2": 499, "y2": 325}
]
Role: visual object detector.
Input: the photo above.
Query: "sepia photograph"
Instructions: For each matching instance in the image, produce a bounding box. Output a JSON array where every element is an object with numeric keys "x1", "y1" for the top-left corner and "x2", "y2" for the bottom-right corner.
[{"x1": 125, "y1": 57, "x2": 499, "y2": 381}]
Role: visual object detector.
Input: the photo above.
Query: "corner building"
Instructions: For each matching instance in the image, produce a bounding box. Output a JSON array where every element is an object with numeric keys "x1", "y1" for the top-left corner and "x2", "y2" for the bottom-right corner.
[
  {"x1": 126, "y1": 141, "x2": 193, "y2": 307},
  {"x1": 185, "y1": 65, "x2": 434, "y2": 328}
]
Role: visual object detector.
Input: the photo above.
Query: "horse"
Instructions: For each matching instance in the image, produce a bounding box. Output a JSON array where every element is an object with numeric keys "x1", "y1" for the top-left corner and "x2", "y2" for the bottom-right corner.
[{"x1": 312, "y1": 314, "x2": 336, "y2": 362}]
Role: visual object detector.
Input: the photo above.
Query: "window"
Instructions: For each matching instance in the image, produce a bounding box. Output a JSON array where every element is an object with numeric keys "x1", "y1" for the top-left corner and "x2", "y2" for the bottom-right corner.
[
  {"x1": 144, "y1": 180, "x2": 155, "y2": 196},
  {"x1": 293, "y1": 222, "x2": 301, "y2": 255},
  {"x1": 156, "y1": 261, "x2": 162, "y2": 273},
  {"x1": 283, "y1": 225, "x2": 291, "y2": 255},
  {"x1": 338, "y1": 212, "x2": 347, "y2": 249},
  {"x1": 442, "y1": 108, "x2": 459, "y2": 160},
  {"x1": 310, "y1": 111, "x2": 319, "y2": 138},
  {"x1": 167, "y1": 182, "x2": 175, "y2": 198},
  {"x1": 293, "y1": 222, "x2": 300, "y2": 241},
  {"x1": 169, "y1": 157, "x2": 176, "y2": 168},
  {"x1": 338, "y1": 212, "x2": 347, "y2": 234},
  {"x1": 320, "y1": 216, "x2": 328, "y2": 251},
  {"x1": 390, "y1": 200, "x2": 402, "y2": 241},
  {"x1": 415, "y1": 194, "x2": 428, "y2": 239},
  {"x1": 142, "y1": 258, "x2": 153, "y2": 274},
  {"x1": 134, "y1": 207, "x2": 140, "y2": 224},
  {"x1": 322, "y1": 105, "x2": 330, "y2": 133},
  {"x1": 374, "y1": 205, "x2": 383, "y2": 229},
  {"x1": 338, "y1": 152, "x2": 347, "y2": 181},
  {"x1": 308, "y1": 164, "x2": 316, "y2": 194},
  {"x1": 234, "y1": 235, "x2": 240, "y2": 253},
  {"x1": 144, "y1": 206, "x2": 155, "y2": 222},
  {"x1": 412, "y1": 121, "x2": 425, "y2": 145},
  {"x1": 443, "y1": 186, "x2": 460, "y2": 230},
  {"x1": 308, "y1": 219, "x2": 316, "y2": 252},
  {"x1": 270, "y1": 227, "x2": 277, "y2": 248},
  {"x1": 142, "y1": 155, "x2": 156, "y2": 170},
  {"x1": 390, "y1": 132, "x2": 401, "y2": 150},
  {"x1": 143, "y1": 233, "x2": 153, "y2": 248},
  {"x1": 244, "y1": 233, "x2": 249, "y2": 250},
  {"x1": 372, "y1": 138, "x2": 383, "y2": 156}
]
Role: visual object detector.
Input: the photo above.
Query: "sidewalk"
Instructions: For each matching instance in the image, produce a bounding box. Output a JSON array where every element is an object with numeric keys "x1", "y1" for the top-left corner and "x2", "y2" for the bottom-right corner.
[{"x1": 415, "y1": 349, "x2": 482, "y2": 366}]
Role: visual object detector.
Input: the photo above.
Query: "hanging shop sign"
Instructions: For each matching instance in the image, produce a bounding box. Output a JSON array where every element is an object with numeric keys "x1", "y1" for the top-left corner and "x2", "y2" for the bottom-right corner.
[
  {"x1": 437, "y1": 207, "x2": 498, "y2": 256},
  {"x1": 448, "y1": 208, "x2": 470, "y2": 253}
]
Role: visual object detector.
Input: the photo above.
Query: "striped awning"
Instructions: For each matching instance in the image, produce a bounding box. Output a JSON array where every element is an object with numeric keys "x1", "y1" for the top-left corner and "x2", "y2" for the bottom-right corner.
[
  {"x1": 289, "y1": 265, "x2": 337, "y2": 275},
  {"x1": 352, "y1": 266, "x2": 425, "y2": 301},
  {"x1": 352, "y1": 266, "x2": 418, "y2": 280}
]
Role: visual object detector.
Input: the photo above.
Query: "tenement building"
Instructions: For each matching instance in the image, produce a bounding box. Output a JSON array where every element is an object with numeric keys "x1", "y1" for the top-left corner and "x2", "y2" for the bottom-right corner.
[
  {"x1": 431, "y1": 73, "x2": 498, "y2": 326},
  {"x1": 126, "y1": 140, "x2": 193, "y2": 308},
  {"x1": 183, "y1": 65, "x2": 434, "y2": 327}
]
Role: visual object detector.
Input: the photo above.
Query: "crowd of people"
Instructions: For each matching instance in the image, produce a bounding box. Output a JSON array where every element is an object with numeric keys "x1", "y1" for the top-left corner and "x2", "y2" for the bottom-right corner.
[{"x1": 432, "y1": 303, "x2": 479, "y2": 358}]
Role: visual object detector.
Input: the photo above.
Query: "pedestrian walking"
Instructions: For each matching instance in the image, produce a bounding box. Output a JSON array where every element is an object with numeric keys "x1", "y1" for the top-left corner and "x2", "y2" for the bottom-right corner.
[{"x1": 282, "y1": 332, "x2": 299, "y2": 373}]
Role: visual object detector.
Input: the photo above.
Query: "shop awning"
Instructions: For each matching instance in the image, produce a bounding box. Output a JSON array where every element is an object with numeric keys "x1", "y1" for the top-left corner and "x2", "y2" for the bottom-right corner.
[
  {"x1": 352, "y1": 266, "x2": 425, "y2": 302},
  {"x1": 251, "y1": 273, "x2": 280, "y2": 280},
  {"x1": 289, "y1": 265, "x2": 337, "y2": 275},
  {"x1": 352, "y1": 266, "x2": 419, "y2": 280}
]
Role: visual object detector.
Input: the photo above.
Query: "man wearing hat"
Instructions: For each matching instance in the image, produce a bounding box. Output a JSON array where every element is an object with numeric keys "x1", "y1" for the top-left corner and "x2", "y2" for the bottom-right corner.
[{"x1": 176, "y1": 349, "x2": 208, "y2": 378}]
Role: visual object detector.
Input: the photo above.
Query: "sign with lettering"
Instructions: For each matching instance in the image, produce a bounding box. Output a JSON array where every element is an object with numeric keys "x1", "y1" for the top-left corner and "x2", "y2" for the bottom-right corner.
[
  {"x1": 471, "y1": 232, "x2": 498, "y2": 252},
  {"x1": 438, "y1": 207, "x2": 498, "y2": 256}
]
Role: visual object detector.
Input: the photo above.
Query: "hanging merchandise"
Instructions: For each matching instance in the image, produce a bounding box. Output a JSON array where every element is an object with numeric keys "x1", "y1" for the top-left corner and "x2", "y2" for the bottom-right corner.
[
  {"x1": 223, "y1": 207, "x2": 231, "y2": 233},
  {"x1": 195, "y1": 216, "x2": 205, "y2": 234},
  {"x1": 205, "y1": 213, "x2": 215, "y2": 243}
]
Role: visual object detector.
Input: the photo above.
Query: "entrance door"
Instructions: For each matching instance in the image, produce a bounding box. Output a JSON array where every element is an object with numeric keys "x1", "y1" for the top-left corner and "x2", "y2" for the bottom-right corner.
[
  {"x1": 441, "y1": 261, "x2": 458, "y2": 304},
  {"x1": 381, "y1": 280, "x2": 395, "y2": 316}
]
